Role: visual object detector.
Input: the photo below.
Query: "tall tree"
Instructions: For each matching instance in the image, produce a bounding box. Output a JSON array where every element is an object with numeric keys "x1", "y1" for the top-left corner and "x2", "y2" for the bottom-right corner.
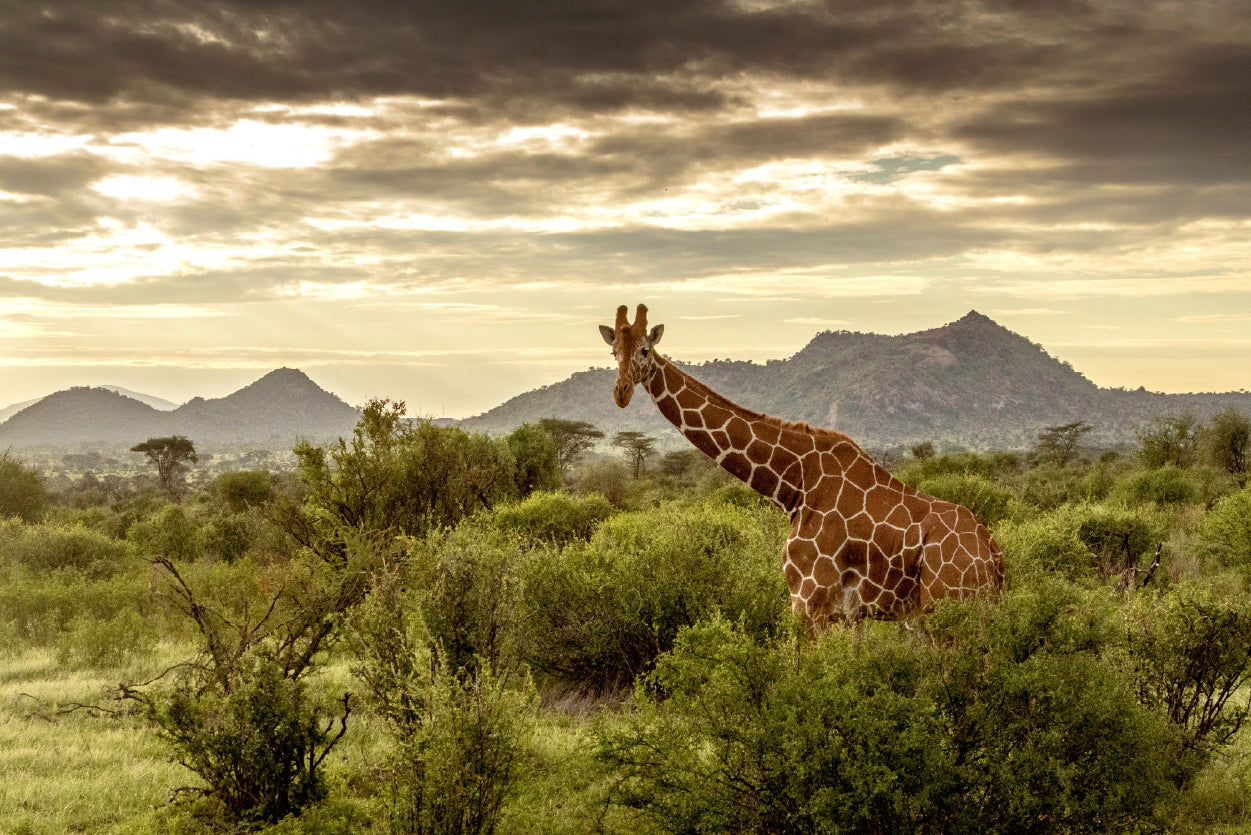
[
  {"x1": 1034, "y1": 421, "x2": 1092, "y2": 467},
  {"x1": 1137, "y1": 412, "x2": 1200, "y2": 469},
  {"x1": 1205, "y1": 408, "x2": 1250, "y2": 485},
  {"x1": 613, "y1": 430, "x2": 658, "y2": 479},
  {"x1": 131, "y1": 435, "x2": 198, "y2": 501},
  {"x1": 0, "y1": 451, "x2": 49, "y2": 522},
  {"x1": 538, "y1": 418, "x2": 604, "y2": 478},
  {"x1": 505, "y1": 422, "x2": 561, "y2": 495}
]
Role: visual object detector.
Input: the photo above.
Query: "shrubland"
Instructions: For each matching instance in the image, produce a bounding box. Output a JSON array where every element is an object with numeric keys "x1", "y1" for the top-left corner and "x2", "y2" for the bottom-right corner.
[{"x1": 0, "y1": 406, "x2": 1250, "y2": 833}]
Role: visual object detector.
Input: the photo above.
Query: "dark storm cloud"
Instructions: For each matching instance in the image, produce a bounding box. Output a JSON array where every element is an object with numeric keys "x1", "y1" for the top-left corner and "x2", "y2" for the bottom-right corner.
[{"x1": 0, "y1": 0, "x2": 1118, "y2": 113}]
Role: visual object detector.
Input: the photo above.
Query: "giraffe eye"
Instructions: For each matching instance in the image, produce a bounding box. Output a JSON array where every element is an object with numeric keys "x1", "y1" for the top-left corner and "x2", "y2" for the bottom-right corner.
[{"x1": 641, "y1": 347, "x2": 649, "y2": 357}]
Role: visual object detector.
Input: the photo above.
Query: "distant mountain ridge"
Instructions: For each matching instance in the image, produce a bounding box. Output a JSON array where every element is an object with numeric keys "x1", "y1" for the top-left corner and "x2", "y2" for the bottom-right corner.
[
  {"x1": 0, "y1": 368, "x2": 361, "y2": 449},
  {"x1": 461, "y1": 311, "x2": 1251, "y2": 450}
]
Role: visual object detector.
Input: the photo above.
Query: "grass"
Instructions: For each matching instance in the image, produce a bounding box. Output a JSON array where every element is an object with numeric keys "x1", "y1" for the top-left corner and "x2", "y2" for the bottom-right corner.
[{"x1": 0, "y1": 648, "x2": 180, "y2": 834}]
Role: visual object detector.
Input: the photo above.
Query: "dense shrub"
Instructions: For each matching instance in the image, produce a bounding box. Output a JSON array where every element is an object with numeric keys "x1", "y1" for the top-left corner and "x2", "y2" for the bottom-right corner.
[
  {"x1": 212, "y1": 470, "x2": 274, "y2": 513},
  {"x1": 0, "y1": 565, "x2": 152, "y2": 646},
  {"x1": 351, "y1": 577, "x2": 531, "y2": 835},
  {"x1": 893, "y1": 451, "x2": 1019, "y2": 485},
  {"x1": 1017, "y1": 461, "x2": 1123, "y2": 510},
  {"x1": 912, "y1": 471, "x2": 1021, "y2": 526},
  {"x1": 287, "y1": 399, "x2": 525, "y2": 566},
  {"x1": 1074, "y1": 505, "x2": 1162, "y2": 579},
  {"x1": 0, "y1": 451, "x2": 49, "y2": 522},
  {"x1": 1196, "y1": 486, "x2": 1251, "y2": 574},
  {"x1": 570, "y1": 459, "x2": 640, "y2": 509},
  {"x1": 994, "y1": 513, "x2": 1100, "y2": 581},
  {"x1": 604, "y1": 580, "x2": 1183, "y2": 834},
  {"x1": 1126, "y1": 584, "x2": 1251, "y2": 767},
  {"x1": 127, "y1": 504, "x2": 205, "y2": 561},
  {"x1": 0, "y1": 518, "x2": 138, "y2": 575},
  {"x1": 56, "y1": 608, "x2": 154, "y2": 668},
  {"x1": 147, "y1": 650, "x2": 349, "y2": 827},
  {"x1": 520, "y1": 501, "x2": 789, "y2": 693},
  {"x1": 488, "y1": 492, "x2": 615, "y2": 545},
  {"x1": 1110, "y1": 464, "x2": 1232, "y2": 507},
  {"x1": 405, "y1": 526, "x2": 527, "y2": 678}
]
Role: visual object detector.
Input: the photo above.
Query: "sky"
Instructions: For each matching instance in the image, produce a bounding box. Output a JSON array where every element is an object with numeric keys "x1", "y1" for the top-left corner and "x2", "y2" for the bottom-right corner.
[{"x1": 1, "y1": 0, "x2": 1249, "y2": 418}]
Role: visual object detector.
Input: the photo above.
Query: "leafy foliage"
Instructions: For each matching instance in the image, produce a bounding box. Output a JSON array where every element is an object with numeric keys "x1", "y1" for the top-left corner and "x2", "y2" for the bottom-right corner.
[
  {"x1": 286, "y1": 399, "x2": 531, "y2": 566},
  {"x1": 350, "y1": 575, "x2": 531, "y2": 835},
  {"x1": 1034, "y1": 420, "x2": 1092, "y2": 467},
  {"x1": 147, "y1": 650, "x2": 349, "y2": 827},
  {"x1": 0, "y1": 452, "x2": 50, "y2": 522},
  {"x1": 131, "y1": 435, "x2": 198, "y2": 501},
  {"x1": 604, "y1": 583, "x2": 1185, "y2": 835},
  {"x1": 520, "y1": 501, "x2": 789, "y2": 694}
]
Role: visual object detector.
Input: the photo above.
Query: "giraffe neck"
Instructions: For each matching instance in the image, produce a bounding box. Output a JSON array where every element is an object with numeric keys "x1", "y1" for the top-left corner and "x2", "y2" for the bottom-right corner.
[{"x1": 644, "y1": 355, "x2": 805, "y2": 512}]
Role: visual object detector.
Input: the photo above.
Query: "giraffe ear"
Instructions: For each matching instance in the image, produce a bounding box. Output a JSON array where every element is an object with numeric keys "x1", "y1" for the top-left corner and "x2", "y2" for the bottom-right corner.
[
  {"x1": 599, "y1": 325, "x2": 616, "y2": 345},
  {"x1": 648, "y1": 324, "x2": 664, "y2": 346}
]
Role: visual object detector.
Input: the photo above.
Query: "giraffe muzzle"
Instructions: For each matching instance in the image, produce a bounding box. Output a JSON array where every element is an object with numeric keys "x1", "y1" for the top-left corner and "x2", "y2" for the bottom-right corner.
[{"x1": 614, "y1": 379, "x2": 634, "y2": 408}]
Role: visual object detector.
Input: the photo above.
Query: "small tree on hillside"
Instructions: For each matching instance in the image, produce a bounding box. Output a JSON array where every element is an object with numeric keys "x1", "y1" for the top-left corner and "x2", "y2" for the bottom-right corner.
[
  {"x1": 613, "y1": 431, "x2": 657, "y2": 479},
  {"x1": 1034, "y1": 421, "x2": 1092, "y2": 467},
  {"x1": 131, "y1": 435, "x2": 198, "y2": 501},
  {"x1": 539, "y1": 418, "x2": 604, "y2": 478}
]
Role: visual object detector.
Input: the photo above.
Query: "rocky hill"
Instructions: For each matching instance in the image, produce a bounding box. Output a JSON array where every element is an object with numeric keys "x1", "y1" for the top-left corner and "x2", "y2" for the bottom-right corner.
[
  {"x1": 0, "y1": 368, "x2": 360, "y2": 449},
  {"x1": 461, "y1": 311, "x2": 1251, "y2": 451}
]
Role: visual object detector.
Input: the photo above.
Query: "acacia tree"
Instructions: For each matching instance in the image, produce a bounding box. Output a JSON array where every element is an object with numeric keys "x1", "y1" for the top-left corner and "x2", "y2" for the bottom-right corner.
[
  {"x1": 613, "y1": 430, "x2": 657, "y2": 479},
  {"x1": 1034, "y1": 421, "x2": 1092, "y2": 467},
  {"x1": 538, "y1": 418, "x2": 604, "y2": 478},
  {"x1": 131, "y1": 435, "x2": 198, "y2": 500}
]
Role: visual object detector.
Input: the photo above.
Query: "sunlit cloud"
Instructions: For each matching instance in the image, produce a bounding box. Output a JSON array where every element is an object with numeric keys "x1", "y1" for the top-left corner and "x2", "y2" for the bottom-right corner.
[
  {"x1": 92, "y1": 174, "x2": 190, "y2": 201},
  {"x1": 979, "y1": 276, "x2": 1251, "y2": 300}
]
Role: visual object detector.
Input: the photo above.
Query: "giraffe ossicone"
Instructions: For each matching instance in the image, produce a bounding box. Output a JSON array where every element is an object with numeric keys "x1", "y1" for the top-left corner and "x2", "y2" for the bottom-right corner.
[{"x1": 600, "y1": 303, "x2": 1006, "y2": 630}]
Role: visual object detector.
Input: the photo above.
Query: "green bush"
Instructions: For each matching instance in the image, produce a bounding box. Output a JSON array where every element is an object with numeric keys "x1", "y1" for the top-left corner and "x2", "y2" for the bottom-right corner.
[
  {"x1": 212, "y1": 470, "x2": 274, "y2": 513},
  {"x1": 604, "y1": 582, "x2": 1182, "y2": 834},
  {"x1": 0, "y1": 565, "x2": 153, "y2": 646},
  {"x1": 1111, "y1": 465, "x2": 1232, "y2": 507},
  {"x1": 488, "y1": 492, "x2": 615, "y2": 545},
  {"x1": 351, "y1": 578, "x2": 531, "y2": 835},
  {"x1": 147, "y1": 650, "x2": 349, "y2": 827},
  {"x1": 0, "y1": 452, "x2": 49, "y2": 522},
  {"x1": 1017, "y1": 460, "x2": 1124, "y2": 511},
  {"x1": 0, "y1": 518, "x2": 138, "y2": 575},
  {"x1": 570, "y1": 460, "x2": 639, "y2": 509},
  {"x1": 913, "y1": 471, "x2": 1021, "y2": 526},
  {"x1": 1125, "y1": 583, "x2": 1251, "y2": 767},
  {"x1": 1196, "y1": 487, "x2": 1251, "y2": 573},
  {"x1": 127, "y1": 504, "x2": 205, "y2": 561},
  {"x1": 56, "y1": 608, "x2": 154, "y2": 669},
  {"x1": 1074, "y1": 505, "x2": 1161, "y2": 579},
  {"x1": 520, "y1": 501, "x2": 789, "y2": 693},
  {"x1": 405, "y1": 526, "x2": 527, "y2": 678},
  {"x1": 994, "y1": 512, "x2": 1099, "y2": 581}
]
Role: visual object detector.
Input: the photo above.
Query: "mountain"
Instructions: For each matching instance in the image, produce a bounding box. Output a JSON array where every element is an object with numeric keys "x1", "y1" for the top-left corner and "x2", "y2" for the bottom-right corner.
[
  {"x1": 0, "y1": 387, "x2": 170, "y2": 447},
  {"x1": 100, "y1": 386, "x2": 179, "y2": 411},
  {"x1": 0, "y1": 368, "x2": 360, "y2": 449},
  {"x1": 0, "y1": 396, "x2": 43, "y2": 425},
  {"x1": 174, "y1": 368, "x2": 361, "y2": 445},
  {"x1": 461, "y1": 311, "x2": 1251, "y2": 451}
]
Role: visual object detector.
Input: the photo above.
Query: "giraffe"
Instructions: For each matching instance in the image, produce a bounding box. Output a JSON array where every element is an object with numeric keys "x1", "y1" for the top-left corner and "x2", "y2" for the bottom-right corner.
[{"x1": 599, "y1": 304, "x2": 1005, "y2": 630}]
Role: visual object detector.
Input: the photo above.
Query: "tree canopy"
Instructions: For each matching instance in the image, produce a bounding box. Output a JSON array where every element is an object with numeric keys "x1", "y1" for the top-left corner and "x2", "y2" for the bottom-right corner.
[{"x1": 131, "y1": 435, "x2": 198, "y2": 500}]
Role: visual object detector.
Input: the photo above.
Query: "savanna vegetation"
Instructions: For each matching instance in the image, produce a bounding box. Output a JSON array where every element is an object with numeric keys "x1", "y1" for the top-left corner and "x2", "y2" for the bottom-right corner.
[{"x1": 2, "y1": 401, "x2": 1251, "y2": 833}]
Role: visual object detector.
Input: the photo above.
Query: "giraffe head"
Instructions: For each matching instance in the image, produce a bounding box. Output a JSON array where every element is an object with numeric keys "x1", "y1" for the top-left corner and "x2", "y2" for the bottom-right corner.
[{"x1": 599, "y1": 304, "x2": 664, "y2": 407}]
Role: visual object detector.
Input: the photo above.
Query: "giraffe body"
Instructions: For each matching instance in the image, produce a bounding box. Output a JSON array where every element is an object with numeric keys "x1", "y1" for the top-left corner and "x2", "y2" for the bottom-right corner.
[{"x1": 601, "y1": 305, "x2": 1005, "y2": 629}]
